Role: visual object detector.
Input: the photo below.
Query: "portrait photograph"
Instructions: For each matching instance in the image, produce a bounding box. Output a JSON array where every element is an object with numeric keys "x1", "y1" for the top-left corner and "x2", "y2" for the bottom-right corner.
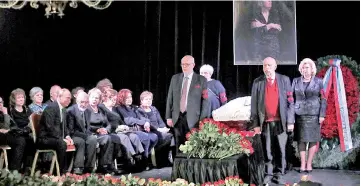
[{"x1": 233, "y1": 0, "x2": 297, "y2": 65}]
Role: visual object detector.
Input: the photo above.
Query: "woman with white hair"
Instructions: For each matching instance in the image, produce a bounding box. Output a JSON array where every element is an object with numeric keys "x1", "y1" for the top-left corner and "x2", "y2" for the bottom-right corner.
[
  {"x1": 289, "y1": 58, "x2": 327, "y2": 173},
  {"x1": 86, "y1": 88, "x2": 115, "y2": 174},
  {"x1": 200, "y1": 64, "x2": 228, "y2": 117},
  {"x1": 28, "y1": 87, "x2": 47, "y2": 114}
]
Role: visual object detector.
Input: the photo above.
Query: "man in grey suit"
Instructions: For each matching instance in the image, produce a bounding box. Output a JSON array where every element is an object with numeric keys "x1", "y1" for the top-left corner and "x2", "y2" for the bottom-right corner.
[
  {"x1": 166, "y1": 55, "x2": 209, "y2": 155},
  {"x1": 66, "y1": 92, "x2": 97, "y2": 174},
  {"x1": 250, "y1": 57, "x2": 294, "y2": 185}
]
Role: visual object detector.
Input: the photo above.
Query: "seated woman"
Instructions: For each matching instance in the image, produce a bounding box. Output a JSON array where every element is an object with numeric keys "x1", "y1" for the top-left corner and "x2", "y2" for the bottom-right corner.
[
  {"x1": 86, "y1": 88, "x2": 115, "y2": 174},
  {"x1": 115, "y1": 89, "x2": 158, "y2": 170},
  {"x1": 99, "y1": 89, "x2": 144, "y2": 167},
  {"x1": 137, "y1": 91, "x2": 174, "y2": 166},
  {"x1": 8, "y1": 88, "x2": 35, "y2": 174},
  {"x1": 28, "y1": 87, "x2": 52, "y2": 170},
  {"x1": 28, "y1": 87, "x2": 47, "y2": 114},
  {"x1": 0, "y1": 96, "x2": 26, "y2": 172}
]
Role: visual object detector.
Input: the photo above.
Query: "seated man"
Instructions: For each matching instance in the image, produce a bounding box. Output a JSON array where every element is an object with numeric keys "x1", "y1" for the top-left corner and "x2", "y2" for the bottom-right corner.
[
  {"x1": 37, "y1": 89, "x2": 74, "y2": 175},
  {"x1": 67, "y1": 92, "x2": 97, "y2": 174}
]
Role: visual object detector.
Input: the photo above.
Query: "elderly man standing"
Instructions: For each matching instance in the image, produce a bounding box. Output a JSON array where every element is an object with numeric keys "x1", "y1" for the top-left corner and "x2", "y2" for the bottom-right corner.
[
  {"x1": 38, "y1": 88, "x2": 74, "y2": 175},
  {"x1": 249, "y1": 57, "x2": 294, "y2": 185},
  {"x1": 45, "y1": 85, "x2": 61, "y2": 104},
  {"x1": 166, "y1": 55, "x2": 209, "y2": 155}
]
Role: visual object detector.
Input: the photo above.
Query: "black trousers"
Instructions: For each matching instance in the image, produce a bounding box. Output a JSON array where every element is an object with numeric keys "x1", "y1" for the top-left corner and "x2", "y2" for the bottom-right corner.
[
  {"x1": 261, "y1": 121, "x2": 287, "y2": 177},
  {"x1": 37, "y1": 138, "x2": 67, "y2": 174},
  {"x1": 96, "y1": 134, "x2": 114, "y2": 166},
  {"x1": 72, "y1": 136, "x2": 97, "y2": 169},
  {"x1": 0, "y1": 133, "x2": 26, "y2": 171},
  {"x1": 173, "y1": 112, "x2": 190, "y2": 155}
]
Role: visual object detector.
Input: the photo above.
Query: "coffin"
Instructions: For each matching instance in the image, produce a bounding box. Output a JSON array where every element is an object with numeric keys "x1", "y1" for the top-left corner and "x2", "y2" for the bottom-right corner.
[{"x1": 211, "y1": 96, "x2": 251, "y2": 130}]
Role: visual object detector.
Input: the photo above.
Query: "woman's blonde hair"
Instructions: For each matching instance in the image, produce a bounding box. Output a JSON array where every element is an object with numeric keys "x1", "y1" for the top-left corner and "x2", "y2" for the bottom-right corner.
[
  {"x1": 140, "y1": 91, "x2": 153, "y2": 102},
  {"x1": 9, "y1": 88, "x2": 26, "y2": 108},
  {"x1": 299, "y1": 58, "x2": 317, "y2": 76},
  {"x1": 88, "y1": 88, "x2": 102, "y2": 99}
]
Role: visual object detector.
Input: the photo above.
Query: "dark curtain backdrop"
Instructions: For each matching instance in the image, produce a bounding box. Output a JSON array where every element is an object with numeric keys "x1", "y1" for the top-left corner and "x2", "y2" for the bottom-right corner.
[{"x1": 0, "y1": 1, "x2": 359, "y2": 116}]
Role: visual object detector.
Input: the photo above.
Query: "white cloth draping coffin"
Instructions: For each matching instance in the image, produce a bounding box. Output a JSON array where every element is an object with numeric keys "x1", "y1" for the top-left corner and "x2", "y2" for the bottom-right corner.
[{"x1": 212, "y1": 96, "x2": 251, "y2": 121}]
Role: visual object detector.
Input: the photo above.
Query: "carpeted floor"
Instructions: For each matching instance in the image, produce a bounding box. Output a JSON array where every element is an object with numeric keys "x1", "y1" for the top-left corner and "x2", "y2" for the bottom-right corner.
[{"x1": 125, "y1": 166, "x2": 360, "y2": 186}]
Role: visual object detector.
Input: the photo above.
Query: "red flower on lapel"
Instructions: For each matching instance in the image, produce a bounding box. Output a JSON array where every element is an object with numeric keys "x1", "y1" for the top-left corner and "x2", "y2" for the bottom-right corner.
[
  {"x1": 202, "y1": 89, "x2": 208, "y2": 99},
  {"x1": 195, "y1": 84, "x2": 201, "y2": 89}
]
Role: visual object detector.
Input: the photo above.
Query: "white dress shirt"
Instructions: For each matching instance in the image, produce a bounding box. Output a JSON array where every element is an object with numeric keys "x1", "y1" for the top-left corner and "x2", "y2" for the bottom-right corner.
[{"x1": 57, "y1": 101, "x2": 64, "y2": 122}]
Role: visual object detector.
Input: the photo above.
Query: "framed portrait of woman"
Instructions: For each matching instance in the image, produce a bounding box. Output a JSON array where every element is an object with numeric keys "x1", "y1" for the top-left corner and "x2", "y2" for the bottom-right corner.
[{"x1": 233, "y1": 0, "x2": 297, "y2": 65}]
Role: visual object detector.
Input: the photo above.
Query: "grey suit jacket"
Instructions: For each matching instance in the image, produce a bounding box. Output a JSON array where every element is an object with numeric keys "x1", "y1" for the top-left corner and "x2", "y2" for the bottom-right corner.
[
  {"x1": 290, "y1": 76, "x2": 327, "y2": 119},
  {"x1": 166, "y1": 72, "x2": 209, "y2": 129},
  {"x1": 250, "y1": 73, "x2": 294, "y2": 132},
  {"x1": 66, "y1": 104, "x2": 92, "y2": 140}
]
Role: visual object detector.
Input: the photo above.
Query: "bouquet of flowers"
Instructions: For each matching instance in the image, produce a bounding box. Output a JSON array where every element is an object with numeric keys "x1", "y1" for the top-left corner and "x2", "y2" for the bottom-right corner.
[{"x1": 179, "y1": 118, "x2": 255, "y2": 160}]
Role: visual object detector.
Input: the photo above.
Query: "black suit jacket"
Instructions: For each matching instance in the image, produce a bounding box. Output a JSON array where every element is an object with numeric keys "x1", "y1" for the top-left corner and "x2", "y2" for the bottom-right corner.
[
  {"x1": 66, "y1": 104, "x2": 92, "y2": 140},
  {"x1": 44, "y1": 99, "x2": 55, "y2": 105},
  {"x1": 38, "y1": 101, "x2": 69, "y2": 140},
  {"x1": 98, "y1": 104, "x2": 126, "y2": 133},
  {"x1": 250, "y1": 73, "x2": 294, "y2": 132}
]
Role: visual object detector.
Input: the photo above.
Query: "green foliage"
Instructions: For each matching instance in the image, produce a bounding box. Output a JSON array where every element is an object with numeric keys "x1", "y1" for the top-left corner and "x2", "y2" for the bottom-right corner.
[
  {"x1": 0, "y1": 170, "x2": 253, "y2": 186},
  {"x1": 0, "y1": 170, "x2": 58, "y2": 186},
  {"x1": 316, "y1": 55, "x2": 360, "y2": 81},
  {"x1": 179, "y1": 119, "x2": 252, "y2": 160}
]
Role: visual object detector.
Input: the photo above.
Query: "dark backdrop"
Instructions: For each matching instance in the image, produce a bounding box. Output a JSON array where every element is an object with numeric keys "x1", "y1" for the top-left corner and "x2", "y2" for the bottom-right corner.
[{"x1": 0, "y1": 1, "x2": 359, "y2": 116}]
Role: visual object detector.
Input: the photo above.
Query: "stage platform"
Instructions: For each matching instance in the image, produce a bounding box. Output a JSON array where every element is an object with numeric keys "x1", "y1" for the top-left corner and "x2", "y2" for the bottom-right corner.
[{"x1": 129, "y1": 166, "x2": 360, "y2": 186}]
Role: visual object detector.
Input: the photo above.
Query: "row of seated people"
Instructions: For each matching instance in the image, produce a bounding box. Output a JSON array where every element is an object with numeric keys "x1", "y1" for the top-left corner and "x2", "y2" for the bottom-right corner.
[{"x1": 0, "y1": 86, "x2": 174, "y2": 175}]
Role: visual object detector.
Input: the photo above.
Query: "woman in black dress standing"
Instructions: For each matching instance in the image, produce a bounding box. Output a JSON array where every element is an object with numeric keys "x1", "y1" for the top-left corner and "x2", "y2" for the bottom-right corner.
[
  {"x1": 290, "y1": 58, "x2": 327, "y2": 173},
  {"x1": 250, "y1": 0, "x2": 282, "y2": 61}
]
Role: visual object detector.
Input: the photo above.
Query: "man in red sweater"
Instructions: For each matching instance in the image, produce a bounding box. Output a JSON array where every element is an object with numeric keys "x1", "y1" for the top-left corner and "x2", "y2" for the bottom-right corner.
[{"x1": 250, "y1": 57, "x2": 294, "y2": 185}]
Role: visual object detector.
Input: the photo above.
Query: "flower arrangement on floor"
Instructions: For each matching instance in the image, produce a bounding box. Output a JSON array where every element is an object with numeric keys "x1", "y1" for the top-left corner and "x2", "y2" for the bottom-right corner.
[
  {"x1": 0, "y1": 170, "x2": 257, "y2": 186},
  {"x1": 0, "y1": 170, "x2": 319, "y2": 186},
  {"x1": 316, "y1": 55, "x2": 359, "y2": 141},
  {"x1": 179, "y1": 118, "x2": 255, "y2": 159}
]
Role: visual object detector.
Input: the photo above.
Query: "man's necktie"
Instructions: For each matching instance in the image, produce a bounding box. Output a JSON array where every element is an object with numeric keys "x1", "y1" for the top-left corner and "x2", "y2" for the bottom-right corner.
[
  {"x1": 81, "y1": 111, "x2": 86, "y2": 127},
  {"x1": 180, "y1": 77, "x2": 189, "y2": 113}
]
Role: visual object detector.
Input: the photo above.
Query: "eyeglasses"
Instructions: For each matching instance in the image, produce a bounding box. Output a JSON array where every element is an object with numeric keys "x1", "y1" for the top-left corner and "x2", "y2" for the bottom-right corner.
[
  {"x1": 180, "y1": 63, "x2": 193, "y2": 67},
  {"x1": 0, "y1": 101, "x2": 3, "y2": 104}
]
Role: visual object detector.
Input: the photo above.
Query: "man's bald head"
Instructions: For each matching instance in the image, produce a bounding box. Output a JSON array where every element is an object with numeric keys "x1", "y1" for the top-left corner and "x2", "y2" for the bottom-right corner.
[
  {"x1": 57, "y1": 88, "x2": 71, "y2": 108},
  {"x1": 50, "y1": 85, "x2": 61, "y2": 101},
  {"x1": 180, "y1": 55, "x2": 195, "y2": 74},
  {"x1": 262, "y1": 57, "x2": 277, "y2": 78}
]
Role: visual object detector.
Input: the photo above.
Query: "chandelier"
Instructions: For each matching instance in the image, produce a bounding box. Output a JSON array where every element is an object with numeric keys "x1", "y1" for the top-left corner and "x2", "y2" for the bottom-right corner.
[{"x1": 0, "y1": 0, "x2": 113, "y2": 18}]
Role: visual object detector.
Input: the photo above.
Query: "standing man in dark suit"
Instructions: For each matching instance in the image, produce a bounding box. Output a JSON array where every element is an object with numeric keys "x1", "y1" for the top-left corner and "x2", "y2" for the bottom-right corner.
[
  {"x1": 66, "y1": 91, "x2": 97, "y2": 174},
  {"x1": 37, "y1": 88, "x2": 73, "y2": 175},
  {"x1": 166, "y1": 55, "x2": 209, "y2": 155},
  {"x1": 250, "y1": 57, "x2": 294, "y2": 185}
]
